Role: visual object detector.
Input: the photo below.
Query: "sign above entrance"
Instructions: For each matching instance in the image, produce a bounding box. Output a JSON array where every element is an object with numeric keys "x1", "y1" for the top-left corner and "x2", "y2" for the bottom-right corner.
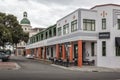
[{"x1": 99, "y1": 32, "x2": 110, "y2": 39}]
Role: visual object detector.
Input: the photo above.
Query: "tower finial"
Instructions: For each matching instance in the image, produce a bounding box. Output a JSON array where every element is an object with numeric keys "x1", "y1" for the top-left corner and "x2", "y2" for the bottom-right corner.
[{"x1": 23, "y1": 11, "x2": 27, "y2": 18}]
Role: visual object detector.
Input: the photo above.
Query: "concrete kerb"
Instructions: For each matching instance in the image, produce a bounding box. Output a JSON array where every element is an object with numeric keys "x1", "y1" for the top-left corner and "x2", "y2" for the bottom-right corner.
[
  {"x1": 13, "y1": 63, "x2": 21, "y2": 70},
  {"x1": 33, "y1": 58, "x2": 52, "y2": 64},
  {"x1": 51, "y1": 64, "x2": 120, "y2": 72},
  {"x1": 0, "y1": 62, "x2": 21, "y2": 70}
]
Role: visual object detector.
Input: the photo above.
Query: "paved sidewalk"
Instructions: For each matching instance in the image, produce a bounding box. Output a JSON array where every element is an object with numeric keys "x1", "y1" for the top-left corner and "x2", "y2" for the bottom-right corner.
[
  {"x1": 0, "y1": 62, "x2": 20, "y2": 70},
  {"x1": 51, "y1": 64, "x2": 120, "y2": 72}
]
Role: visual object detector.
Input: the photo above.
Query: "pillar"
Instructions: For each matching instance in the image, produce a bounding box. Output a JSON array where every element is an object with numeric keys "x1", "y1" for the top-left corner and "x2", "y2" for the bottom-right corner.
[
  {"x1": 44, "y1": 47, "x2": 46, "y2": 59},
  {"x1": 78, "y1": 40, "x2": 82, "y2": 67},
  {"x1": 39, "y1": 47, "x2": 42, "y2": 59},
  {"x1": 34, "y1": 48, "x2": 37, "y2": 57},
  {"x1": 37, "y1": 48, "x2": 40, "y2": 58},
  {"x1": 62, "y1": 44, "x2": 66, "y2": 60},
  {"x1": 69, "y1": 42, "x2": 73, "y2": 62},
  {"x1": 26, "y1": 49, "x2": 30, "y2": 55},
  {"x1": 56, "y1": 44, "x2": 59, "y2": 59}
]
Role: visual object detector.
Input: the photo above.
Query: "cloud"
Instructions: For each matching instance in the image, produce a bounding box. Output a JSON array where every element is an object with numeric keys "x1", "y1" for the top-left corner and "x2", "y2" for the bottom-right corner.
[{"x1": 0, "y1": 0, "x2": 120, "y2": 28}]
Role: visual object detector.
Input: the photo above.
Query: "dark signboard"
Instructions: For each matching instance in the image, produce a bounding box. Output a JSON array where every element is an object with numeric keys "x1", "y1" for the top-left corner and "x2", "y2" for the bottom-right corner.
[{"x1": 99, "y1": 32, "x2": 110, "y2": 39}]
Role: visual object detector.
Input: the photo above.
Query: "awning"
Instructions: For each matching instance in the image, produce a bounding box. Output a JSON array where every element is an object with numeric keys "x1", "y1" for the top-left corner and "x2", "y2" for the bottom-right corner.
[{"x1": 115, "y1": 37, "x2": 120, "y2": 47}]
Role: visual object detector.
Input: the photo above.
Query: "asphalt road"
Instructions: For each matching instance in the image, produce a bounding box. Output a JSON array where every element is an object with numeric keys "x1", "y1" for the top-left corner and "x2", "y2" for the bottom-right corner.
[{"x1": 0, "y1": 56, "x2": 120, "y2": 80}]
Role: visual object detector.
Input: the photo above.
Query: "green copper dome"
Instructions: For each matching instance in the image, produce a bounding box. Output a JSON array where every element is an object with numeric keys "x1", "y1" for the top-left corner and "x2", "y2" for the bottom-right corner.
[
  {"x1": 20, "y1": 11, "x2": 30, "y2": 25},
  {"x1": 20, "y1": 18, "x2": 30, "y2": 24}
]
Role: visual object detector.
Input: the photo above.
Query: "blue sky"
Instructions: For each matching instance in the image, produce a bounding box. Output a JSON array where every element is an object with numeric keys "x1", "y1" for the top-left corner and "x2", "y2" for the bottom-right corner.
[{"x1": 0, "y1": 0, "x2": 120, "y2": 28}]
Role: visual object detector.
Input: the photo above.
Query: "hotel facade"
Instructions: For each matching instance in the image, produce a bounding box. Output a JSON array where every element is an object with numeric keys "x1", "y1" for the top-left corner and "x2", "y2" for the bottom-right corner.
[{"x1": 26, "y1": 4, "x2": 120, "y2": 68}]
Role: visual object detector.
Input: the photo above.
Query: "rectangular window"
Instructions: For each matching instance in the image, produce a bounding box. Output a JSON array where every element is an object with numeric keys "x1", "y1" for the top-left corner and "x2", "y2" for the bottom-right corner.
[
  {"x1": 41, "y1": 33, "x2": 43, "y2": 40},
  {"x1": 53, "y1": 27, "x2": 56, "y2": 36},
  {"x1": 49, "y1": 29, "x2": 52, "y2": 37},
  {"x1": 118, "y1": 19, "x2": 120, "y2": 29},
  {"x1": 102, "y1": 41, "x2": 106, "y2": 56},
  {"x1": 116, "y1": 47, "x2": 120, "y2": 56},
  {"x1": 63, "y1": 24, "x2": 69, "y2": 35},
  {"x1": 102, "y1": 18, "x2": 106, "y2": 29},
  {"x1": 71, "y1": 20, "x2": 77, "y2": 32},
  {"x1": 91, "y1": 42, "x2": 94, "y2": 56},
  {"x1": 45, "y1": 32, "x2": 48, "y2": 39},
  {"x1": 57, "y1": 27, "x2": 61, "y2": 36},
  {"x1": 83, "y1": 19, "x2": 95, "y2": 31}
]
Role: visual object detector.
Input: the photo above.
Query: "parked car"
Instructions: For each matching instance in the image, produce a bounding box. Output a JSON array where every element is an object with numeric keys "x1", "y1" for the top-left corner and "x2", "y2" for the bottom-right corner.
[
  {"x1": 0, "y1": 51, "x2": 9, "y2": 62},
  {"x1": 26, "y1": 54, "x2": 34, "y2": 59},
  {"x1": 0, "y1": 50, "x2": 11, "y2": 62},
  {"x1": 5, "y1": 50, "x2": 11, "y2": 59}
]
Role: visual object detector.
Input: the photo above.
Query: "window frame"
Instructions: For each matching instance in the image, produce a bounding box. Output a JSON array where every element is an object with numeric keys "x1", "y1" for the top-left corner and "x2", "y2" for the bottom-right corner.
[
  {"x1": 118, "y1": 19, "x2": 120, "y2": 30},
  {"x1": 91, "y1": 42, "x2": 95, "y2": 56},
  {"x1": 63, "y1": 23, "x2": 69, "y2": 35},
  {"x1": 102, "y1": 41, "x2": 106, "y2": 56},
  {"x1": 57, "y1": 27, "x2": 62, "y2": 36},
  {"x1": 71, "y1": 20, "x2": 77, "y2": 32},
  {"x1": 102, "y1": 18, "x2": 106, "y2": 30},
  {"x1": 83, "y1": 19, "x2": 95, "y2": 31}
]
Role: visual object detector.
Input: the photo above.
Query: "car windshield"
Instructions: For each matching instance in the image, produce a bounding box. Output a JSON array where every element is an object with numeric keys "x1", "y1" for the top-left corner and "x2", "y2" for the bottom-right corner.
[
  {"x1": 0, "y1": 52, "x2": 5, "y2": 55},
  {"x1": 5, "y1": 50, "x2": 11, "y2": 55}
]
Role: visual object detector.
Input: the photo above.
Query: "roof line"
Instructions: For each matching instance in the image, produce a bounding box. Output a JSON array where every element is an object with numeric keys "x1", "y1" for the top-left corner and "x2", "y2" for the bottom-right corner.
[{"x1": 91, "y1": 3, "x2": 120, "y2": 9}]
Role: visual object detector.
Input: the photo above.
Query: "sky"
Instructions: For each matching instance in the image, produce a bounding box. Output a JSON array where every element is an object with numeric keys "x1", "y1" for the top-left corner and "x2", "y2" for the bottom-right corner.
[{"x1": 0, "y1": 0, "x2": 120, "y2": 28}]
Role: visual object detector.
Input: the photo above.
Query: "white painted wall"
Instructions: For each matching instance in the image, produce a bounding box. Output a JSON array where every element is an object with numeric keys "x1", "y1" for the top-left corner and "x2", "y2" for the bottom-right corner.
[
  {"x1": 93, "y1": 6, "x2": 120, "y2": 68},
  {"x1": 81, "y1": 9, "x2": 98, "y2": 32},
  {"x1": 57, "y1": 10, "x2": 79, "y2": 36},
  {"x1": 26, "y1": 5, "x2": 120, "y2": 68},
  {"x1": 84, "y1": 41, "x2": 97, "y2": 65}
]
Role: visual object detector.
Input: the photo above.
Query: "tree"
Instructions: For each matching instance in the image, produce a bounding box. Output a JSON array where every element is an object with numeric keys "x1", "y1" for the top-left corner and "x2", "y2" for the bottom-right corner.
[
  {"x1": 0, "y1": 12, "x2": 27, "y2": 50},
  {"x1": 0, "y1": 24, "x2": 12, "y2": 48},
  {"x1": 22, "y1": 32, "x2": 29, "y2": 43}
]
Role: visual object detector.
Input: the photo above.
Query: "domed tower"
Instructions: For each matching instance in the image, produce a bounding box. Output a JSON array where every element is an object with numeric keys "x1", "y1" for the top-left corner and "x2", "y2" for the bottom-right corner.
[
  {"x1": 17, "y1": 11, "x2": 32, "y2": 56},
  {"x1": 20, "y1": 12, "x2": 30, "y2": 25},
  {"x1": 20, "y1": 11, "x2": 31, "y2": 32}
]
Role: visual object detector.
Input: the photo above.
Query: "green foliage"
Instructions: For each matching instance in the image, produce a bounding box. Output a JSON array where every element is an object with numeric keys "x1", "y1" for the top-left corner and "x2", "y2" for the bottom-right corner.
[
  {"x1": 0, "y1": 12, "x2": 28, "y2": 47},
  {"x1": 0, "y1": 24, "x2": 12, "y2": 47}
]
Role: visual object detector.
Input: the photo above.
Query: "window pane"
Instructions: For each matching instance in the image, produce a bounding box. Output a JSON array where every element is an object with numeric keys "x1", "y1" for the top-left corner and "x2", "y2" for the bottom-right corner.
[
  {"x1": 118, "y1": 19, "x2": 120, "y2": 29},
  {"x1": 63, "y1": 24, "x2": 69, "y2": 35},
  {"x1": 102, "y1": 18, "x2": 106, "y2": 29},
  {"x1": 102, "y1": 41, "x2": 106, "y2": 56},
  {"x1": 71, "y1": 20, "x2": 77, "y2": 32},
  {"x1": 83, "y1": 19, "x2": 95, "y2": 31}
]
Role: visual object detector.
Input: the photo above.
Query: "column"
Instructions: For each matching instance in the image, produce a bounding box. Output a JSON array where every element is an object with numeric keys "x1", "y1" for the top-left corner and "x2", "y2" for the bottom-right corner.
[
  {"x1": 69, "y1": 42, "x2": 73, "y2": 62},
  {"x1": 56, "y1": 44, "x2": 59, "y2": 59},
  {"x1": 44, "y1": 47, "x2": 46, "y2": 59},
  {"x1": 78, "y1": 40, "x2": 82, "y2": 67},
  {"x1": 39, "y1": 47, "x2": 42, "y2": 59},
  {"x1": 34, "y1": 48, "x2": 37, "y2": 58},
  {"x1": 25, "y1": 49, "x2": 28, "y2": 55},
  {"x1": 62, "y1": 44, "x2": 66, "y2": 60},
  {"x1": 37, "y1": 48, "x2": 41, "y2": 59}
]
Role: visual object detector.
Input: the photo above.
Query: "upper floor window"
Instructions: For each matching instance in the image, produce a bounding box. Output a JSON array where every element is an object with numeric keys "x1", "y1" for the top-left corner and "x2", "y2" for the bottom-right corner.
[
  {"x1": 63, "y1": 24, "x2": 69, "y2": 35},
  {"x1": 71, "y1": 20, "x2": 77, "y2": 32},
  {"x1": 83, "y1": 19, "x2": 95, "y2": 31},
  {"x1": 49, "y1": 29, "x2": 52, "y2": 37},
  {"x1": 53, "y1": 27, "x2": 56, "y2": 36},
  {"x1": 45, "y1": 32, "x2": 48, "y2": 39},
  {"x1": 102, "y1": 18, "x2": 106, "y2": 30},
  {"x1": 118, "y1": 19, "x2": 120, "y2": 29},
  {"x1": 25, "y1": 28, "x2": 27, "y2": 30},
  {"x1": 41, "y1": 33, "x2": 43, "y2": 40},
  {"x1": 57, "y1": 27, "x2": 61, "y2": 36}
]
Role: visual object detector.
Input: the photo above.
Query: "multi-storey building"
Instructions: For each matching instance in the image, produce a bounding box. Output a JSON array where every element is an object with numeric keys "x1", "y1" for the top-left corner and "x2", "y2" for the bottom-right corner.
[
  {"x1": 16, "y1": 12, "x2": 44, "y2": 55},
  {"x1": 26, "y1": 4, "x2": 120, "y2": 68}
]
